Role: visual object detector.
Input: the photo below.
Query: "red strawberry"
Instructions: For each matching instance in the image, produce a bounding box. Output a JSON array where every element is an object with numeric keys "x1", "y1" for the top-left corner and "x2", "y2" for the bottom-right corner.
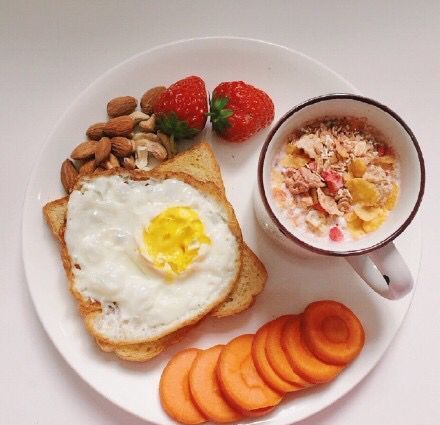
[
  {"x1": 153, "y1": 76, "x2": 208, "y2": 140},
  {"x1": 321, "y1": 170, "x2": 343, "y2": 194},
  {"x1": 209, "y1": 81, "x2": 274, "y2": 142},
  {"x1": 329, "y1": 226, "x2": 344, "y2": 242}
]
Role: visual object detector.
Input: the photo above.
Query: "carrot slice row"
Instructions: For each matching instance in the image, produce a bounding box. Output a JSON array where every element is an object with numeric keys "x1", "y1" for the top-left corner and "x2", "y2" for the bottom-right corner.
[
  {"x1": 217, "y1": 334, "x2": 283, "y2": 414},
  {"x1": 252, "y1": 323, "x2": 303, "y2": 393},
  {"x1": 159, "y1": 300, "x2": 365, "y2": 424},
  {"x1": 159, "y1": 348, "x2": 206, "y2": 425},
  {"x1": 189, "y1": 345, "x2": 242, "y2": 423},
  {"x1": 265, "y1": 316, "x2": 310, "y2": 387},
  {"x1": 281, "y1": 315, "x2": 344, "y2": 384},
  {"x1": 302, "y1": 300, "x2": 365, "y2": 365}
]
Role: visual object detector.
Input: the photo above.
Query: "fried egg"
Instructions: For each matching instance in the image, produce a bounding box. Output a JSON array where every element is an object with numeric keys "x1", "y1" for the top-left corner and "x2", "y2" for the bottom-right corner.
[{"x1": 65, "y1": 175, "x2": 241, "y2": 342}]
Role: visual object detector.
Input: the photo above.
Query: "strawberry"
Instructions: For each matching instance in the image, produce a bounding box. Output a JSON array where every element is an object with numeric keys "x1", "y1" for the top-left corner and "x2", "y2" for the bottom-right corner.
[
  {"x1": 153, "y1": 76, "x2": 208, "y2": 140},
  {"x1": 329, "y1": 226, "x2": 344, "y2": 242},
  {"x1": 321, "y1": 170, "x2": 343, "y2": 194},
  {"x1": 209, "y1": 81, "x2": 274, "y2": 142}
]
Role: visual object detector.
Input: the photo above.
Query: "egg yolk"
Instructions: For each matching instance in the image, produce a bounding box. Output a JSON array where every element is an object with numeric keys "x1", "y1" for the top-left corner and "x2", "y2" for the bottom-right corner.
[{"x1": 143, "y1": 206, "x2": 211, "y2": 277}]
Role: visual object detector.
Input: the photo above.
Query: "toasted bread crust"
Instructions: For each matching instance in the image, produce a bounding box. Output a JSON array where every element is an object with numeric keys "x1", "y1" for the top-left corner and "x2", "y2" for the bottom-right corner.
[
  {"x1": 43, "y1": 142, "x2": 266, "y2": 361},
  {"x1": 58, "y1": 169, "x2": 244, "y2": 346}
]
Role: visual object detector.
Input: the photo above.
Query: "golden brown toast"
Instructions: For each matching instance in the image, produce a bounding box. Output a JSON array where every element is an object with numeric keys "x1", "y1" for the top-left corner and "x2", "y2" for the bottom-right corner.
[{"x1": 43, "y1": 142, "x2": 267, "y2": 361}]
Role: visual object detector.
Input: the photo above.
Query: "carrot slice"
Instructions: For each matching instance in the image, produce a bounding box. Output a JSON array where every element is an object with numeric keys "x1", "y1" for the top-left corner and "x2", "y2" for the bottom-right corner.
[
  {"x1": 281, "y1": 315, "x2": 343, "y2": 384},
  {"x1": 265, "y1": 316, "x2": 310, "y2": 387},
  {"x1": 189, "y1": 345, "x2": 242, "y2": 423},
  {"x1": 252, "y1": 323, "x2": 303, "y2": 393},
  {"x1": 302, "y1": 300, "x2": 365, "y2": 365},
  {"x1": 160, "y1": 348, "x2": 206, "y2": 424},
  {"x1": 217, "y1": 334, "x2": 283, "y2": 414}
]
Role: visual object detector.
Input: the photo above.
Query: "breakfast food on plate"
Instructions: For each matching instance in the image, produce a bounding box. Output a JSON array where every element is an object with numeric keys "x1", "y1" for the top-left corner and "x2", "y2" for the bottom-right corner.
[
  {"x1": 64, "y1": 76, "x2": 273, "y2": 202},
  {"x1": 302, "y1": 300, "x2": 365, "y2": 365},
  {"x1": 160, "y1": 348, "x2": 207, "y2": 425},
  {"x1": 189, "y1": 345, "x2": 242, "y2": 423},
  {"x1": 271, "y1": 116, "x2": 399, "y2": 241},
  {"x1": 65, "y1": 171, "x2": 242, "y2": 345},
  {"x1": 265, "y1": 315, "x2": 310, "y2": 388},
  {"x1": 60, "y1": 76, "x2": 209, "y2": 194},
  {"x1": 160, "y1": 300, "x2": 365, "y2": 424},
  {"x1": 217, "y1": 334, "x2": 283, "y2": 415},
  {"x1": 281, "y1": 315, "x2": 343, "y2": 384},
  {"x1": 60, "y1": 77, "x2": 275, "y2": 193},
  {"x1": 252, "y1": 323, "x2": 301, "y2": 393},
  {"x1": 153, "y1": 75, "x2": 208, "y2": 140},
  {"x1": 44, "y1": 142, "x2": 267, "y2": 361},
  {"x1": 209, "y1": 81, "x2": 275, "y2": 142}
]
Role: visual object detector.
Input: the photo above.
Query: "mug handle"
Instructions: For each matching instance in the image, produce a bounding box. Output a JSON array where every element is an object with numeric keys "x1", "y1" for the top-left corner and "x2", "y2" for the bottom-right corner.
[{"x1": 345, "y1": 242, "x2": 413, "y2": 300}]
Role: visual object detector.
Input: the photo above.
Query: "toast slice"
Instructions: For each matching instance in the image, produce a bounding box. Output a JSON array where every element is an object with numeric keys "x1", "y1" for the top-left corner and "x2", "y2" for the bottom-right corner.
[{"x1": 43, "y1": 142, "x2": 266, "y2": 361}]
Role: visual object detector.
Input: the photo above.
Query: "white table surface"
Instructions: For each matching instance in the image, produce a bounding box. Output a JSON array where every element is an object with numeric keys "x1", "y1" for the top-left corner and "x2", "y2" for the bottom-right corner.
[{"x1": 2, "y1": 1, "x2": 439, "y2": 424}]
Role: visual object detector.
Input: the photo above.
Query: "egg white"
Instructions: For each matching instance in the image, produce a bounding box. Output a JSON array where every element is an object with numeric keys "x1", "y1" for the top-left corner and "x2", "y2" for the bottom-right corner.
[{"x1": 65, "y1": 175, "x2": 240, "y2": 342}]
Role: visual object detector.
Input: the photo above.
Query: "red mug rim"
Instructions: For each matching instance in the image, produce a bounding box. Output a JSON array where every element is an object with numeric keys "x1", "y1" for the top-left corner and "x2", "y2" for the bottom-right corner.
[{"x1": 257, "y1": 93, "x2": 425, "y2": 257}]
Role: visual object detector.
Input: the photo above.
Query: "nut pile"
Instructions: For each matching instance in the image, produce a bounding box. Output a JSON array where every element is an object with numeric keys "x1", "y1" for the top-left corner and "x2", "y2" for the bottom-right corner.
[
  {"x1": 271, "y1": 117, "x2": 399, "y2": 241},
  {"x1": 60, "y1": 87, "x2": 174, "y2": 193}
]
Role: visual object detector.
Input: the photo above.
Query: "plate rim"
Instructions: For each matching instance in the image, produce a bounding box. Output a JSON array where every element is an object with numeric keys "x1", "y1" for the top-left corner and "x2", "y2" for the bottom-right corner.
[{"x1": 21, "y1": 36, "x2": 419, "y2": 424}]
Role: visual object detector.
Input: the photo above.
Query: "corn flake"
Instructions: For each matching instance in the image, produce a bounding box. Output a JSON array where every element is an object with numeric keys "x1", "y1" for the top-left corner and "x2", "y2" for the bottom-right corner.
[
  {"x1": 280, "y1": 154, "x2": 309, "y2": 169},
  {"x1": 384, "y1": 183, "x2": 399, "y2": 210},
  {"x1": 346, "y1": 213, "x2": 365, "y2": 238},
  {"x1": 346, "y1": 178, "x2": 380, "y2": 206},
  {"x1": 349, "y1": 158, "x2": 367, "y2": 177},
  {"x1": 271, "y1": 169, "x2": 284, "y2": 186},
  {"x1": 353, "y1": 204, "x2": 383, "y2": 221},
  {"x1": 362, "y1": 210, "x2": 388, "y2": 233},
  {"x1": 343, "y1": 172, "x2": 354, "y2": 183},
  {"x1": 285, "y1": 144, "x2": 301, "y2": 155},
  {"x1": 373, "y1": 155, "x2": 395, "y2": 166}
]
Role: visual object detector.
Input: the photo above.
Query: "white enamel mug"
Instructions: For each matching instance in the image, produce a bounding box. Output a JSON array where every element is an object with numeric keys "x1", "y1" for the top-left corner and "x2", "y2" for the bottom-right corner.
[{"x1": 255, "y1": 94, "x2": 425, "y2": 299}]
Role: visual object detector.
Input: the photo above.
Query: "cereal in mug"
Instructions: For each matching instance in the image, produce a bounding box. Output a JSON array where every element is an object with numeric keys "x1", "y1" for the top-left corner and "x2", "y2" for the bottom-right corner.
[{"x1": 271, "y1": 117, "x2": 399, "y2": 242}]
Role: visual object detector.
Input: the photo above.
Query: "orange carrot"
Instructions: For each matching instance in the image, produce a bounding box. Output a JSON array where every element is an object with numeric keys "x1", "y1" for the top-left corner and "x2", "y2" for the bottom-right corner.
[
  {"x1": 160, "y1": 348, "x2": 206, "y2": 425},
  {"x1": 281, "y1": 315, "x2": 343, "y2": 384},
  {"x1": 189, "y1": 345, "x2": 242, "y2": 423},
  {"x1": 302, "y1": 300, "x2": 365, "y2": 365},
  {"x1": 252, "y1": 323, "x2": 303, "y2": 393},
  {"x1": 217, "y1": 334, "x2": 283, "y2": 414},
  {"x1": 265, "y1": 316, "x2": 310, "y2": 387}
]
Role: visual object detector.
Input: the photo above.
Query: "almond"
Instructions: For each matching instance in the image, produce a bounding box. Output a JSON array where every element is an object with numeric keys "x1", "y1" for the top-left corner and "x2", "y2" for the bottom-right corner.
[
  {"x1": 94, "y1": 137, "x2": 111, "y2": 164},
  {"x1": 79, "y1": 159, "x2": 96, "y2": 175},
  {"x1": 140, "y1": 86, "x2": 166, "y2": 114},
  {"x1": 104, "y1": 116, "x2": 134, "y2": 137},
  {"x1": 111, "y1": 137, "x2": 135, "y2": 157},
  {"x1": 123, "y1": 156, "x2": 136, "y2": 170},
  {"x1": 61, "y1": 159, "x2": 78, "y2": 193},
  {"x1": 107, "y1": 96, "x2": 137, "y2": 118},
  {"x1": 86, "y1": 122, "x2": 106, "y2": 140},
  {"x1": 71, "y1": 140, "x2": 96, "y2": 160}
]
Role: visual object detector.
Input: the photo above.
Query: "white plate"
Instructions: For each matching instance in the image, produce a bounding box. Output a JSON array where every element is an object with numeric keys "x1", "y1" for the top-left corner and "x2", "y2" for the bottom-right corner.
[{"x1": 22, "y1": 37, "x2": 421, "y2": 424}]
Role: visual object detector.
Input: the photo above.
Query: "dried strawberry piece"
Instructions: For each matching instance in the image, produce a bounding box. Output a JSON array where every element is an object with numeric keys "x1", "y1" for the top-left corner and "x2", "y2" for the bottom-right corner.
[
  {"x1": 321, "y1": 170, "x2": 343, "y2": 194},
  {"x1": 312, "y1": 202, "x2": 327, "y2": 213},
  {"x1": 377, "y1": 144, "x2": 387, "y2": 156},
  {"x1": 329, "y1": 226, "x2": 344, "y2": 242}
]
